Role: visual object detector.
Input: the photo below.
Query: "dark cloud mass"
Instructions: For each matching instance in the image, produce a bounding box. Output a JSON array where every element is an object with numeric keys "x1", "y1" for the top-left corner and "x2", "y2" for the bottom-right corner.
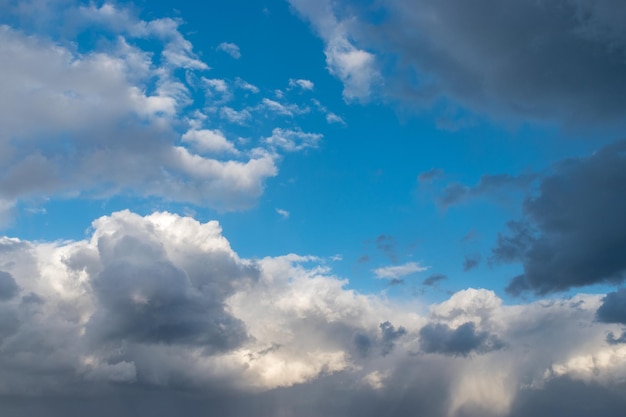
[
  {"x1": 419, "y1": 322, "x2": 503, "y2": 356},
  {"x1": 596, "y1": 289, "x2": 626, "y2": 325},
  {"x1": 492, "y1": 140, "x2": 626, "y2": 294},
  {"x1": 0, "y1": 271, "x2": 18, "y2": 300},
  {"x1": 352, "y1": 0, "x2": 626, "y2": 124}
]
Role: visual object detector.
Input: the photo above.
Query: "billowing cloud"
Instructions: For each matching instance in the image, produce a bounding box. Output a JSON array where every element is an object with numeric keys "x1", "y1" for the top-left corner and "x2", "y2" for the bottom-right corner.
[
  {"x1": 492, "y1": 140, "x2": 626, "y2": 295},
  {"x1": 0, "y1": 211, "x2": 625, "y2": 415}
]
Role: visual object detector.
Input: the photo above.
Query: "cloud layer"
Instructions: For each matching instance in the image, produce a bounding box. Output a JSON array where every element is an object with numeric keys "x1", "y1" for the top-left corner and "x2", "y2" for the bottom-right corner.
[{"x1": 0, "y1": 210, "x2": 624, "y2": 416}]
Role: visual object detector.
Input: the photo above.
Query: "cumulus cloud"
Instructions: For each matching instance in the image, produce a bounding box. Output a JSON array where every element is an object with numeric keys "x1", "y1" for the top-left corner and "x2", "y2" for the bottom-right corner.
[
  {"x1": 0, "y1": 211, "x2": 625, "y2": 415},
  {"x1": 492, "y1": 140, "x2": 626, "y2": 295}
]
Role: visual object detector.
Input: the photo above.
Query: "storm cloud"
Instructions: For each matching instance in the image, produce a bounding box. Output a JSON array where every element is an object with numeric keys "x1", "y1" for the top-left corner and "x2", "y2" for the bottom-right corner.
[
  {"x1": 291, "y1": 0, "x2": 626, "y2": 124},
  {"x1": 492, "y1": 140, "x2": 626, "y2": 294}
]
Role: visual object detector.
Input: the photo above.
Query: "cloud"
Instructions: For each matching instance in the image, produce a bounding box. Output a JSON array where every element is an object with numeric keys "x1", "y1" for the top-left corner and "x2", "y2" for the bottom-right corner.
[
  {"x1": 264, "y1": 128, "x2": 322, "y2": 152},
  {"x1": 181, "y1": 129, "x2": 239, "y2": 155},
  {"x1": 463, "y1": 254, "x2": 481, "y2": 272},
  {"x1": 422, "y1": 273, "x2": 447, "y2": 287},
  {"x1": 217, "y1": 42, "x2": 241, "y2": 59},
  {"x1": 417, "y1": 168, "x2": 445, "y2": 184},
  {"x1": 0, "y1": 2, "x2": 345, "y2": 217},
  {"x1": 438, "y1": 173, "x2": 536, "y2": 208},
  {"x1": 288, "y1": 0, "x2": 380, "y2": 101},
  {"x1": 1, "y1": 211, "x2": 626, "y2": 415},
  {"x1": 289, "y1": 78, "x2": 315, "y2": 90},
  {"x1": 373, "y1": 262, "x2": 429, "y2": 279},
  {"x1": 276, "y1": 208, "x2": 290, "y2": 218},
  {"x1": 290, "y1": 0, "x2": 626, "y2": 125},
  {"x1": 596, "y1": 289, "x2": 626, "y2": 324},
  {"x1": 0, "y1": 271, "x2": 18, "y2": 301},
  {"x1": 325, "y1": 112, "x2": 345, "y2": 125},
  {"x1": 492, "y1": 140, "x2": 626, "y2": 295},
  {"x1": 419, "y1": 321, "x2": 504, "y2": 357}
]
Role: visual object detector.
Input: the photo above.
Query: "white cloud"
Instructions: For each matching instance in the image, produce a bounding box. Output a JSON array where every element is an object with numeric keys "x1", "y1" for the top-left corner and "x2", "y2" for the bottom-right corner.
[
  {"x1": 181, "y1": 129, "x2": 239, "y2": 155},
  {"x1": 217, "y1": 42, "x2": 241, "y2": 59},
  {"x1": 326, "y1": 112, "x2": 345, "y2": 125},
  {"x1": 288, "y1": 0, "x2": 380, "y2": 101},
  {"x1": 259, "y1": 98, "x2": 309, "y2": 117},
  {"x1": 0, "y1": 4, "x2": 331, "y2": 215},
  {"x1": 373, "y1": 262, "x2": 429, "y2": 279},
  {"x1": 276, "y1": 208, "x2": 290, "y2": 218},
  {"x1": 235, "y1": 77, "x2": 260, "y2": 93},
  {"x1": 289, "y1": 78, "x2": 315, "y2": 90},
  {"x1": 264, "y1": 128, "x2": 323, "y2": 152},
  {"x1": 219, "y1": 106, "x2": 252, "y2": 124}
]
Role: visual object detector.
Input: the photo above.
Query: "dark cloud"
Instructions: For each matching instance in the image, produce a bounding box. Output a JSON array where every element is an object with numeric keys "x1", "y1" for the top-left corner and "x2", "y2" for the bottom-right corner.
[
  {"x1": 492, "y1": 140, "x2": 626, "y2": 294},
  {"x1": 375, "y1": 235, "x2": 397, "y2": 263},
  {"x1": 348, "y1": 0, "x2": 626, "y2": 125},
  {"x1": 596, "y1": 289, "x2": 626, "y2": 324},
  {"x1": 419, "y1": 322, "x2": 504, "y2": 356},
  {"x1": 439, "y1": 173, "x2": 536, "y2": 208},
  {"x1": 463, "y1": 254, "x2": 481, "y2": 272},
  {"x1": 422, "y1": 273, "x2": 446, "y2": 287},
  {"x1": 417, "y1": 168, "x2": 444, "y2": 184},
  {"x1": 509, "y1": 377, "x2": 626, "y2": 417},
  {"x1": 352, "y1": 321, "x2": 407, "y2": 357},
  {"x1": 380, "y1": 321, "x2": 406, "y2": 356},
  {"x1": 0, "y1": 271, "x2": 18, "y2": 301}
]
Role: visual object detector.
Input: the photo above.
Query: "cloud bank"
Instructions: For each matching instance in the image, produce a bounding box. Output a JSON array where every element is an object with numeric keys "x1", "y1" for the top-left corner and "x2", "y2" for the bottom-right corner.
[{"x1": 0, "y1": 210, "x2": 623, "y2": 416}]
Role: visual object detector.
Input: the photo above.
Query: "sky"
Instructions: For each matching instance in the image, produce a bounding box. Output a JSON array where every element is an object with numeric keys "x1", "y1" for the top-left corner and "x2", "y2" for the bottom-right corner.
[{"x1": 0, "y1": 0, "x2": 625, "y2": 416}]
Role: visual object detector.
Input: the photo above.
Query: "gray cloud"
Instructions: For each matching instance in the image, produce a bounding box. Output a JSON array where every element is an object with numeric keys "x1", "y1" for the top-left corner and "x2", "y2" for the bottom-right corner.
[
  {"x1": 439, "y1": 173, "x2": 536, "y2": 208},
  {"x1": 293, "y1": 0, "x2": 626, "y2": 125},
  {"x1": 0, "y1": 271, "x2": 18, "y2": 301},
  {"x1": 417, "y1": 168, "x2": 444, "y2": 184},
  {"x1": 463, "y1": 254, "x2": 481, "y2": 272},
  {"x1": 596, "y1": 289, "x2": 626, "y2": 324},
  {"x1": 422, "y1": 273, "x2": 446, "y2": 287},
  {"x1": 492, "y1": 140, "x2": 626, "y2": 294},
  {"x1": 419, "y1": 322, "x2": 504, "y2": 356}
]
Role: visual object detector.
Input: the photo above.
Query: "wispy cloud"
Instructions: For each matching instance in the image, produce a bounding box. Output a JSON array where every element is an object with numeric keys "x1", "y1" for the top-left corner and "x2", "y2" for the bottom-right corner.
[{"x1": 373, "y1": 262, "x2": 429, "y2": 279}]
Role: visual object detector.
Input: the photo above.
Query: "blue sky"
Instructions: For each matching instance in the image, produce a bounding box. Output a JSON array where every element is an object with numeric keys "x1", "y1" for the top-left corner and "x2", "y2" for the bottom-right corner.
[{"x1": 1, "y1": 1, "x2": 626, "y2": 416}]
